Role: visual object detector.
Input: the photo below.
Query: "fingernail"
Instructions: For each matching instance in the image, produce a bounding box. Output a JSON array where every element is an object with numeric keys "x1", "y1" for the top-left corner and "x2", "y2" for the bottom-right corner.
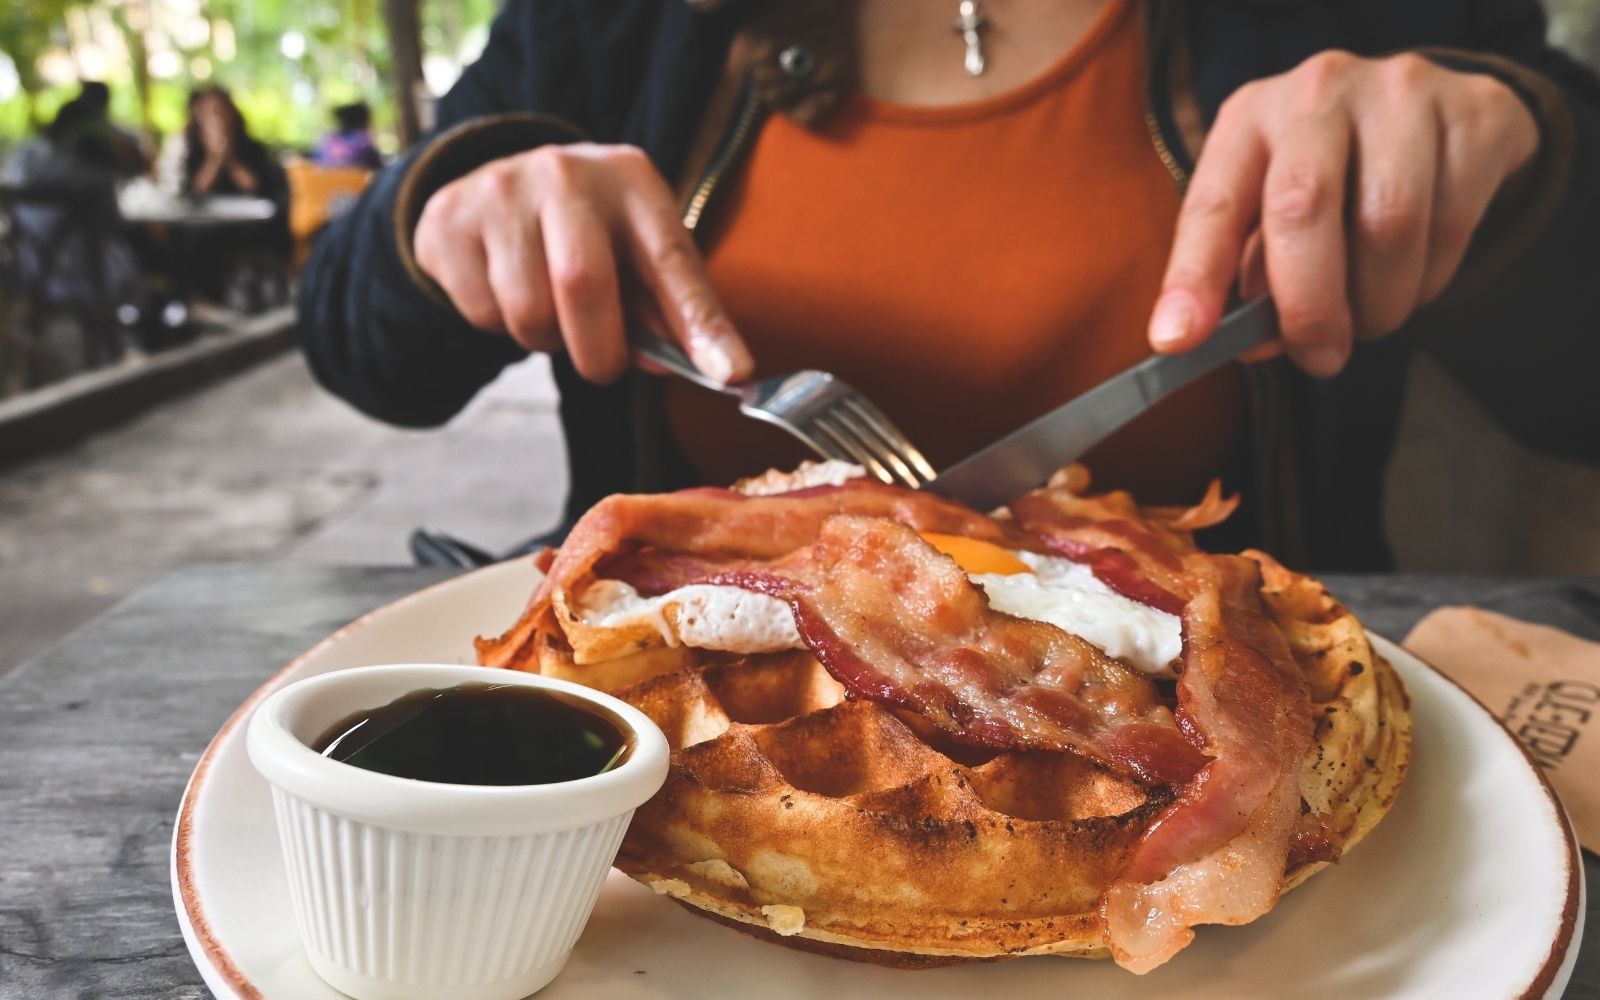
[
  {"x1": 1150, "y1": 295, "x2": 1195, "y2": 350},
  {"x1": 690, "y1": 322, "x2": 750, "y2": 383},
  {"x1": 1301, "y1": 346, "x2": 1347, "y2": 378},
  {"x1": 687, "y1": 330, "x2": 736, "y2": 383}
]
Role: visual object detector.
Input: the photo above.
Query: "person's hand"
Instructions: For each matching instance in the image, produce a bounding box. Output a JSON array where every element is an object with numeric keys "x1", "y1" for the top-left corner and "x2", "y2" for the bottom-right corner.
[
  {"x1": 1149, "y1": 51, "x2": 1540, "y2": 376},
  {"x1": 414, "y1": 143, "x2": 753, "y2": 384},
  {"x1": 197, "y1": 106, "x2": 234, "y2": 162}
]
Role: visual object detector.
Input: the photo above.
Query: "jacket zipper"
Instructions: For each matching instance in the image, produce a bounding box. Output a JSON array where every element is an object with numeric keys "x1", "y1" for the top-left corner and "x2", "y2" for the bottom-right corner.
[
  {"x1": 682, "y1": 77, "x2": 763, "y2": 233},
  {"x1": 1140, "y1": 0, "x2": 1189, "y2": 190}
]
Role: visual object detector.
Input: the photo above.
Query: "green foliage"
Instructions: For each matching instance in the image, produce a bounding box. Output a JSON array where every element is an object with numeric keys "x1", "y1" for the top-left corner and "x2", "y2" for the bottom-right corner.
[
  {"x1": 0, "y1": 0, "x2": 75, "y2": 95},
  {"x1": 0, "y1": 0, "x2": 498, "y2": 151}
]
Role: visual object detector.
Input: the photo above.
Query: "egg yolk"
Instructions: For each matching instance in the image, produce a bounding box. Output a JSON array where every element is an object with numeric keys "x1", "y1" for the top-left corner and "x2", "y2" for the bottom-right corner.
[{"x1": 919, "y1": 533, "x2": 1032, "y2": 576}]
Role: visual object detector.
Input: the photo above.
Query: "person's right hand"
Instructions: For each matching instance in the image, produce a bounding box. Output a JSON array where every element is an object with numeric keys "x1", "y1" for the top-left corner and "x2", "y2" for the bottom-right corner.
[{"x1": 414, "y1": 142, "x2": 753, "y2": 384}]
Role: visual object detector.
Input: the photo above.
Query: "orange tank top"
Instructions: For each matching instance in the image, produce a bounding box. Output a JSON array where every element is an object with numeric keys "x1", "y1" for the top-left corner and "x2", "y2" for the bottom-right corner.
[{"x1": 665, "y1": 0, "x2": 1244, "y2": 503}]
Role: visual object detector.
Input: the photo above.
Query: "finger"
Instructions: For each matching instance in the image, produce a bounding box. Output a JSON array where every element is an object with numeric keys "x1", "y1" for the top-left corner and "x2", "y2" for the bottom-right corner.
[
  {"x1": 1234, "y1": 231, "x2": 1283, "y2": 362},
  {"x1": 624, "y1": 288, "x2": 674, "y2": 376},
  {"x1": 619, "y1": 170, "x2": 753, "y2": 382},
  {"x1": 541, "y1": 199, "x2": 628, "y2": 383},
  {"x1": 1349, "y1": 63, "x2": 1435, "y2": 339},
  {"x1": 429, "y1": 235, "x2": 506, "y2": 334},
  {"x1": 1151, "y1": 87, "x2": 1270, "y2": 354},
  {"x1": 484, "y1": 214, "x2": 559, "y2": 354},
  {"x1": 1419, "y1": 78, "x2": 1529, "y2": 303},
  {"x1": 416, "y1": 187, "x2": 506, "y2": 333},
  {"x1": 1237, "y1": 229, "x2": 1269, "y2": 300},
  {"x1": 1261, "y1": 115, "x2": 1354, "y2": 377}
]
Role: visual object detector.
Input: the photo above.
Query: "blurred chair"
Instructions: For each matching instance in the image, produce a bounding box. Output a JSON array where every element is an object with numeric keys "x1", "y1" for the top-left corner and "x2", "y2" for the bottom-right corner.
[{"x1": 286, "y1": 161, "x2": 371, "y2": 267}]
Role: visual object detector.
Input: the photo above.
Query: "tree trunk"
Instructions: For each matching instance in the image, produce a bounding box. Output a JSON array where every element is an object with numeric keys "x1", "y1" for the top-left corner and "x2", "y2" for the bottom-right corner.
[
  {"x1": 117, "y1": 5, "x2": 156, "y2": 139},
  {"x1": 22, "y1": 89, "x2": 41, "y2": 132},
  {"x1": 383, "y1": 0, "x2": 426, "y2": 147}
]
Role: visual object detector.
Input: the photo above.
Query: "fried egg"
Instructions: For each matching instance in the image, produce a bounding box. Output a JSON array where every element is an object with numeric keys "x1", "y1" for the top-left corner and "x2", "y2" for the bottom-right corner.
[{"x1": 576, "y1": 533, "x2": 1183, "y2": 675}]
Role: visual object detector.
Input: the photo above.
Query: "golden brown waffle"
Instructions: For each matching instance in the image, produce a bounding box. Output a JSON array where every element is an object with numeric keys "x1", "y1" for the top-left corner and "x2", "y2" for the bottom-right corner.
[
  {"x1": 481, "y1": 466, "x2": 1415, "y2": 966},
  {"x1": 536, "y1": 553, "x2": 1411, "y2": 965}
]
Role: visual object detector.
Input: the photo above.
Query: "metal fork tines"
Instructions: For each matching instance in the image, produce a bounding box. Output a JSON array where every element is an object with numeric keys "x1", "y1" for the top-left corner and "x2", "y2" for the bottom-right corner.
[{"x1": 630, "y1": 331, "x2": 937, "y2": 489}]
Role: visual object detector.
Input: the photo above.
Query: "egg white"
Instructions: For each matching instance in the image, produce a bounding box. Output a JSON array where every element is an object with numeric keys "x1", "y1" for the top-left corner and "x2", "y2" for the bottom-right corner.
[
  {"x1": 968, "y1": 551, "x2": 1181, "y2": 675},
  {"x1": 576, "y1": 549, "x2": 1182, "y2": 675}
]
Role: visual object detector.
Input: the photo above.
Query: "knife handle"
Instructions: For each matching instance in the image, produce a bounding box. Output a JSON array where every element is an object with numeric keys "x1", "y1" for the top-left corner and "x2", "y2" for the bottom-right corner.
[{"x1": 1133, "y1": 295, "x2": 1278, "y2": 405}]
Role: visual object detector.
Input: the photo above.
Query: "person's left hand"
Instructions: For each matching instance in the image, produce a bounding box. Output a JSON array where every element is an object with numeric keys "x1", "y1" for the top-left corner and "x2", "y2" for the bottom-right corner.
[{"x1": 1148, "y1": 51, "x2": 1540, "y2": 376}]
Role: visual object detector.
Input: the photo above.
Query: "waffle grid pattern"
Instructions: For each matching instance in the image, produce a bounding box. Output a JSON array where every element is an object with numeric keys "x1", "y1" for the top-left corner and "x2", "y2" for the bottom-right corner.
[{"x1": 599, "y1": 566, "x2": 1410, "y2": 965}]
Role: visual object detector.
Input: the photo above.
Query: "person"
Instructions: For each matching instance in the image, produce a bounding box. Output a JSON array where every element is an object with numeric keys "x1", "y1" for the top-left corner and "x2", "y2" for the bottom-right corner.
[
  {"x1": 48, "y1": 81, "x2": 149, "y2": 179},
  {"x1": 183, "y1": 87, "x2": 288, "y2": 203},
  {"x1": 298, "y1": 0, "x2": 1600, "y2": 571},
  {"x1": 2, "y1": 86, "x2": 141, "y2": 333},
  {"x1": 179, "y1": 86, "x2": 292, "y2": 303},
  {"x1": 315, "y1": 102, "x2": 385, "y2": 170}
]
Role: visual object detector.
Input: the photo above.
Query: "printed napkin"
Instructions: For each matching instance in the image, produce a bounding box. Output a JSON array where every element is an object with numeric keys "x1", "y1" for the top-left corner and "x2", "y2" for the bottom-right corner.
[{"x1": 1404, "y1": 606, "x2": 1600, "y2": 853}]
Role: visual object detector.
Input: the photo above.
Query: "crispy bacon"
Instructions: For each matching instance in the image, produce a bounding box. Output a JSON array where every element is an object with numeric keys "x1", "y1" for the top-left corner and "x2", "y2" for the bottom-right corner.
[
  {"x1": 485, "y1": 475, "x2": 1315, "y2": 975},
  {"x1": 1066, "y1": 547, "x2": 1186, "y2": 616},
  {"x1": 1101, "y1": 554, "x2": 1313, "y2": 972},
  {"x1": 1144, "y1": 479, "x2": 1241, "y2": 532},
  {"x1": 590, "y1": 550, "x2": 744, "y2": 597},
  {"x1": 726, "y1": 500, "x2": 1313, "y2": 974},
  {"x1": 1011, "y1": 488, "x2": 1196, "y2": 610},
  {"x1": 720, "y1": 516, "x2": 1208, "y2": 787},
  {"x1": 475, "y1": 481, "x2": 1023, "y2": 669}
]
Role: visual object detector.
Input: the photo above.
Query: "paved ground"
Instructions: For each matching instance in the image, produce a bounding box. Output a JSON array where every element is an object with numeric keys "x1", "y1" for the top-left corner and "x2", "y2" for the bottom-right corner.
[
  {"x1": 0, "y1": 352, "x2": 565, "y2": 675},
  {"x1": 2, "y1": 346, "x2": 1597, "y2": 678}
]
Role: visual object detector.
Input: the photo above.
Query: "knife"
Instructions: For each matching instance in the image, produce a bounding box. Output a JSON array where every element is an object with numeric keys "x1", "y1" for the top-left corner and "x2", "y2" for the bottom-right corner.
[{"x1": 923, "y1": 296, "x2": 1278, "y2": 510}]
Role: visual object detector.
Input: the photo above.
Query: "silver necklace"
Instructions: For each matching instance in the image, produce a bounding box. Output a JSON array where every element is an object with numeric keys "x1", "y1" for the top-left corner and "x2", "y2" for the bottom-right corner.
[{"x1": 954, "y1": 0, "x2": 989, "y2": 76}]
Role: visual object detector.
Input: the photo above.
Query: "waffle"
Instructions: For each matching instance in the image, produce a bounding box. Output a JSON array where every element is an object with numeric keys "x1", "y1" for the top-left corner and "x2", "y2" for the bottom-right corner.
[
  {"x1": 481, "y1": 469, "x2": 1413, "y2": 967},
  {"x1": 535, "y1": 556, "x2": 1411, "y2": 965}
]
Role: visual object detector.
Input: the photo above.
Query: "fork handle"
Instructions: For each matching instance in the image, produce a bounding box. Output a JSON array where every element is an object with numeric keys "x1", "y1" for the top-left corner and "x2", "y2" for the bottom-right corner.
[{"x1": 628, "y1": 327, "x2": 730, "y2": 393}]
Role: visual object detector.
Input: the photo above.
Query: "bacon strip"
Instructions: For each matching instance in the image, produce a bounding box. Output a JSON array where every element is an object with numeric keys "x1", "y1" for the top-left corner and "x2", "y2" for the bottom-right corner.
[
  {"x1": 475, "y1": 481, "x2": 1024, "y2": 668},
  {"x1": 591, "y1": 549, "x2": 750, "y2": 597},
  {"x1": 486, "y1": 475, "x2": 1313, "y2": 975},
  {"x1": 1144, "y1": 478, "x2": 1241, "y2": 532},
  {"x1": 726, "y1": 498, "x2": 1312, "y2": 974},
  {"x1": 1101, "y1": 554, "x2": 1313, "y2": 972},
  {"x1": 1011, "y1": 488, "x2": 1196, "y2": 610},
  {"x1": 721, "y1": 516, "x2": 1209, "y2": 787}
]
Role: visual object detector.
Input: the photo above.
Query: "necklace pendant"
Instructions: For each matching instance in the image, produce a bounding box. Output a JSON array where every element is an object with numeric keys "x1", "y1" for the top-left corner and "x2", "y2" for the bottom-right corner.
[{"x1": 954, "y1": 0, "x2": 988, "y2": 77}]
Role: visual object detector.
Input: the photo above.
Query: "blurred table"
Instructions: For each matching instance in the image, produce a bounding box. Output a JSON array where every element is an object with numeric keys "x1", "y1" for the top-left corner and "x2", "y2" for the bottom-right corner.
[
  {"x1": 118, "y1": 183, "x2": 276, "y2": 226},
  {"x1": 0, "y1": 566, "x2": 1594, "y2": 997}
]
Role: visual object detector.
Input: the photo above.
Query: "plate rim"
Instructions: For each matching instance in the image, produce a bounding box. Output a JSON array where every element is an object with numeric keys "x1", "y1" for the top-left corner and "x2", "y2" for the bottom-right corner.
[
  {"x1": 1368, "y1": 631, "x2": 1584, "y2": 1000},
  {"x1": 170, "y1": 565, "x2": 1584, "y2": 999},
  {"x1": 171, "y1": 561, "x2": 526, "y2": 1000}
]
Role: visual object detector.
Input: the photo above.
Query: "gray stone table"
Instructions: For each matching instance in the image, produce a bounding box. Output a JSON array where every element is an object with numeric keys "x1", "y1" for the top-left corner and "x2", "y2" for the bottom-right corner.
[{"x1": 0, "y1": 565, "x2": 1595, "y2": 998}]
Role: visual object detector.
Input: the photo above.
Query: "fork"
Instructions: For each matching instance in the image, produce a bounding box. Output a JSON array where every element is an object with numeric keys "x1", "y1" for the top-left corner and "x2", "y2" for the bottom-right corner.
[{"x1": 630, "y1": 329, "x2": 938, "y2": 488}]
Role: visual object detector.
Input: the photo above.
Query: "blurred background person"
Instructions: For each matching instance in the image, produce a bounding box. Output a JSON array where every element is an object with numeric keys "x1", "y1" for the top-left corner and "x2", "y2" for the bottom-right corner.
[
  {"x1": 178, "y1": 86, "x2": 292, "y2": 307},
  {"x1": 2, "y1": 82, "x2": 142, "y2": 360},
  {"x1": 183, "y1": 86, "x2": 287, "y2": 202},
  {"x1": 63, "y1": 81, "x2": 150, "y2": 179},
  {"x1": 315, "y1": 102, "x2": 384, "y2": 170}
]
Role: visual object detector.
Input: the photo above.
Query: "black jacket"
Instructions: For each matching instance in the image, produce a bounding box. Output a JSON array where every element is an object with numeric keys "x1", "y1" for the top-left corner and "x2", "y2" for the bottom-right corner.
[{"x1": 299, "y1": 0, "x2": 1600, "y2": 570}]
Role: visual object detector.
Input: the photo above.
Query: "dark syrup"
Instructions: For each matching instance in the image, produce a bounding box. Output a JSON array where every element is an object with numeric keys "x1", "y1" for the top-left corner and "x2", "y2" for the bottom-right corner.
[{"x1": 311, "y1": 683, "x2": 630, "y2": 785}]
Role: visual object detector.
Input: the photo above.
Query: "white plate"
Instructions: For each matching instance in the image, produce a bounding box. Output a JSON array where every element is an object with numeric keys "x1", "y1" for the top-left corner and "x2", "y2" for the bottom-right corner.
[{"x1": 173, "y1": 560, "x2": 1584, "y2": 999}]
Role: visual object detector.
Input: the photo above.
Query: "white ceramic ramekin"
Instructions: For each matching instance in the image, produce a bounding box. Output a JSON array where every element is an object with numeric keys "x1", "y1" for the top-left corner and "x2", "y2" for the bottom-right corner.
[{"x1": 246, "y1": 663, "x2": 669, "y2": 1000}]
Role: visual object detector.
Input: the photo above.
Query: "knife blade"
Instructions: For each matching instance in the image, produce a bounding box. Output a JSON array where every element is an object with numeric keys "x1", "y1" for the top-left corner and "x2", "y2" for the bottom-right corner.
[{"x1": 924, "y1": 296, "x2": 1278, "y2": 510}]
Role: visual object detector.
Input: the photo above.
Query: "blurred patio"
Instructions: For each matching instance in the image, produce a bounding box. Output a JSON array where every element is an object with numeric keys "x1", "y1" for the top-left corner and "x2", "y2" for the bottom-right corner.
[{"x1": 0, "y1": 352, "x2": 565, "y2": 672}]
